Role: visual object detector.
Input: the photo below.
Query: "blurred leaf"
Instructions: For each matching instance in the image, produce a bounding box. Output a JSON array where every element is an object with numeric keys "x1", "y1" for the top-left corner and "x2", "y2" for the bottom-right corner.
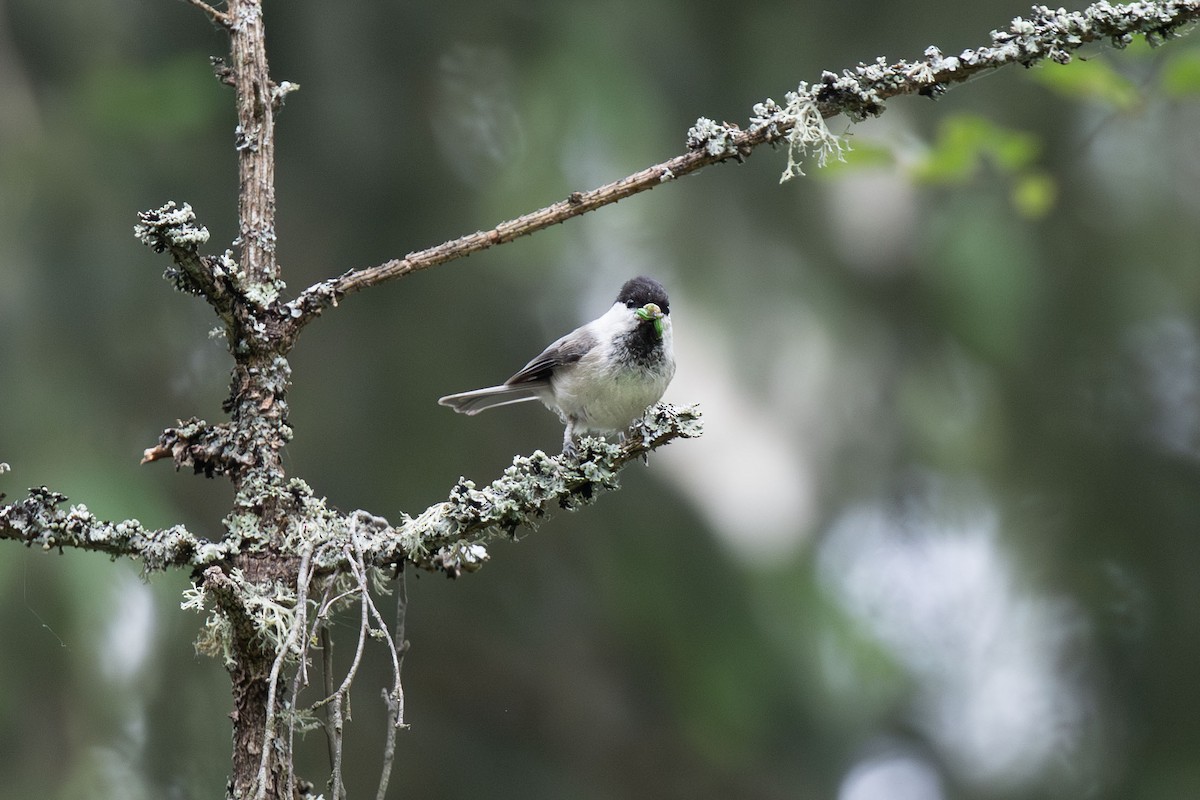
[
  {"x1": 1010, "y1": 171, "x2": 1057, "y2": 219},
  {"x1": 1031, "y1": 56, "x2": 1140, "y2": 109},
  {"x1": 912, "y1": 114, "x2": 1040, "y2": 183},
  {"x1": 1161, "y1": 50, "x2": 1200, "y2": 96}
]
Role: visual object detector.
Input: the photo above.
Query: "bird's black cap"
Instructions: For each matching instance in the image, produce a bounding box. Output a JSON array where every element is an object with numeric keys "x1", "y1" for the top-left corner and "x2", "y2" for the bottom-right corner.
[{"x1": 617, "y1": 276, "x2": 670, "y2": 314}]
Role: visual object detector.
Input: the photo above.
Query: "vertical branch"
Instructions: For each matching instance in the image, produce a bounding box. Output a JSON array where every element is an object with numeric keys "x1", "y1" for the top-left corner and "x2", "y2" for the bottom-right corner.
[
  {"x1": 228, "y1": 0, "x2": 278, "y2": 285},
  {"x1": 325, "y1": 546, "x2": 374, "y2": 800},
  {"x1": 204, "y1": 565, "x2": 294, "y2": 800},
  {"x1": 187, "y1": 3, "x2": 298, "y2": 798},
  {"x1": 376, "y1": 564, "x2": 410, "y2": 800},
  {"x1": 222, "y1": 0, "x2": 292, "y2": 490},
  {"x1": 319, "y1": 625, "x2": 338, "y2": 777}
]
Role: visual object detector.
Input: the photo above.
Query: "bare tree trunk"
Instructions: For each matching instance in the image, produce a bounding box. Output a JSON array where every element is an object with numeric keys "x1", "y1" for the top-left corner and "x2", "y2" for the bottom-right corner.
[{"x1": 230, "y1": 645, "x2": 290, "y2": 799}]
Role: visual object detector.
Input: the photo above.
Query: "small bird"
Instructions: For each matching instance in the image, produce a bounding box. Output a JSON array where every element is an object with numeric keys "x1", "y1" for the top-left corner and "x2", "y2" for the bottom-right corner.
[{"x1": 439, "y1": 276, "x2": 676, "y2": 454}]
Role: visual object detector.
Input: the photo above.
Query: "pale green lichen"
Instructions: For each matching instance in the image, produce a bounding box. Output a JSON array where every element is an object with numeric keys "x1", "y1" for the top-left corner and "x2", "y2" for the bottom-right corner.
[
  {"x1": 633, "y1": 402, "x2": 704, "y2": 447},
  {"x1": 0, "y1": 486, "x2": 219, "y2": 571},
  {"x1": 686, "y1": 117, "x2": 744, "y2": 158},
  {"x1": 271, "y1": 80, "x2": 300, "y2": 107},
  {"x1": 276, "y1": 479, "x2": 344, "y2": 554},
  {"x1": 241, "y1": 577, "x2": 301, "y2": 654},
  {"x1": 222, "y1": 476, "x2": 340, "y2": 556},
  {"x1": 750, "y1": 85, "x2": 850, "y2": 183},
  {"x1": 432, "y1": 540, "x2": 491, "y2": 575},
  {"x1": 243, "y1": 277, "x2": 285, "y2": 308},
  {"x1": 134, "y1": 201, "x2": 210, "y2": 252},
  {"x1": 182, "y1": 567, "x2": 305, "y2": 667},
  {"x1": 182, "y1": 579, "x2": 235, "y2": 665}
]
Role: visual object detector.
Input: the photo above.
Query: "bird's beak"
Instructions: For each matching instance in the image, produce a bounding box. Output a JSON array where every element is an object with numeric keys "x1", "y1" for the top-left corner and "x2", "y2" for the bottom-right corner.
[{"x1": 636, "y1": 303, "x2": 665, "y2": 338}]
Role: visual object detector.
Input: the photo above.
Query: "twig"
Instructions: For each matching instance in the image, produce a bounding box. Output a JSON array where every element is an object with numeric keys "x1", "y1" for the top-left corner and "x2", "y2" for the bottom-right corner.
[
  {"x1": 254, "y1": 545, "x2": 313, "y2": 800},
  {"x1": 319, "y1": 626, "x2": 336, "y2": 774},
  {"x1": 283, "y1": 153, "x2": 719, "y2": 327},
  {"x1": 325, "y1": 584, "x2": 367, "y2": 800},
  {"x1": 317, "y1": 524, "x2": 377, "y2": 800},
  {"x1": 375, "y1": 563, "x2": 409, "y2": 800},
  {"x1": 184, "y1": 0, "x2": 230, "y2": 27},
  {"x1": 284, "y1": 550, "x2": 319, "y2": 796}
]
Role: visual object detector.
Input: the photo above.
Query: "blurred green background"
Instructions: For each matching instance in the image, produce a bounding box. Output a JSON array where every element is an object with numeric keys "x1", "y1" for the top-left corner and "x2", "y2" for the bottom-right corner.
[{"x1": 3, "y1": 0, "x2": 1200, "y2": 798}]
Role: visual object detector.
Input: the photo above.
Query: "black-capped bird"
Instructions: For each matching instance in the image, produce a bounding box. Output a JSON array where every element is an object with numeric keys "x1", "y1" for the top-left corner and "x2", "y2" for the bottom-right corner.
[{"x1": 439, "y1": 276, "x2": 676, "y2": 454}]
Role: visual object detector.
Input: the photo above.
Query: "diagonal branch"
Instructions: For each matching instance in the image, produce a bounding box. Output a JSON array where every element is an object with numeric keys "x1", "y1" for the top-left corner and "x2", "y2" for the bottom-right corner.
[
  {"x1": 281, "y1": 0, "x2": 1200, "y2": 336},
  {"x1": 184, "y1": 0, "x2": 231, "y2": 27},
  {"x1": 281, "y1": 156, "x2": 726, "y2": 331}
]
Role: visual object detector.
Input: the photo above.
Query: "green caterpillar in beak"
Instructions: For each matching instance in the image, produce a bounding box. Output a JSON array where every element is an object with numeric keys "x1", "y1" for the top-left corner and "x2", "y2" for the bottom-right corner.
[{"x1": 636, "y1": 303, "x2": 665, "y2": 338}]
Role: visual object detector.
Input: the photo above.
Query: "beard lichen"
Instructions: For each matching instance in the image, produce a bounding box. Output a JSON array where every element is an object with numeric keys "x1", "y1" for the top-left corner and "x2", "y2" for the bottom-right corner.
[{"x1": 182, "y1": 568, "x2": 301, "y2": 667}]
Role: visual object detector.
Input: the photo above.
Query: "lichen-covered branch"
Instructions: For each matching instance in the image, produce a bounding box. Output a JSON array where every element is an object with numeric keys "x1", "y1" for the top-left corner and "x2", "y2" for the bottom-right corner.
[
  {"x1": 196, "y1": 564, "x2": 302, "y2": 799},
  {"x1": 134, "y1": 202, "x2": 239, "y2": 327},
  {"x1": 281, "y1": 0, "x2": 1200, "y2": 331},
  {"x1": 369, "y1": 402, "x2": 703, "y2": 577},
  {"x1": 140, "y1": 374, "x2": 294, "y2": 482},
  {"x1": 0, "y1": 486, "x2": 227, "y2": 570},
  {"x1": 170, "y1": 405, "x2": 699, "y2": 798},
  {"x1": 128, "y1": 4, "x2": 306, "y2": 797},
  {"x1": 145, "y1": 2, "x2": 1200, "y2": 349},
  {"x1": 4, "y1": 403, "x2": 701, "y2": 583},
  {"x1": 140, "y1": 416, "x2": 256, "y2": 477}
]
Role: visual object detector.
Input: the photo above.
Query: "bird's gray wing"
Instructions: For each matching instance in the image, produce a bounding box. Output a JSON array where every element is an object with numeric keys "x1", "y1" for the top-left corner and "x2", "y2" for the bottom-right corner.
[{"x1": 504, "y1": 329, "x2": 598, "y2": 386}]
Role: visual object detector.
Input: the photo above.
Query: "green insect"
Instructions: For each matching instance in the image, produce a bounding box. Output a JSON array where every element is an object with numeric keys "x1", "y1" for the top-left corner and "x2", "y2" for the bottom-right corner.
[{"x1": 636, "y1": 303, "x2": 665, "y2": 338}]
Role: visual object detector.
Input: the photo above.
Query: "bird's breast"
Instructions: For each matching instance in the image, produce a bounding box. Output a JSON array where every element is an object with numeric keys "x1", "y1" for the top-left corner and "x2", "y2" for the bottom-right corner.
[{"x1": 549, "y1": 345, "x2": 675, "y2": 433}]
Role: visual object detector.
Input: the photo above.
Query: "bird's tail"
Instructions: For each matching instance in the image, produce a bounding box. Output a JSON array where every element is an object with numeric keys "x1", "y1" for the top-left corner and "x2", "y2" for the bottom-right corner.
[{"x1": 438, "y1": 385, "x2": 542, "y2": 415}]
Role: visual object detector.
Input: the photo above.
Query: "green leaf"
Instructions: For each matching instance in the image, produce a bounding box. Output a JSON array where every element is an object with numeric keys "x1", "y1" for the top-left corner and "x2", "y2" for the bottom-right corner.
[
  {"x1": 1011, "y1": 172, "x2": 1057, "y2": 219},
  {"x1": 912, "y1": 114, "x2": 1040, "y2": 183},
  {"x1": 1031, "y1": 57, "x2": 1140, "y2": 110},
  {"x1": 1161, "y1": 50, "x2": 1200, "y2": 96}
]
